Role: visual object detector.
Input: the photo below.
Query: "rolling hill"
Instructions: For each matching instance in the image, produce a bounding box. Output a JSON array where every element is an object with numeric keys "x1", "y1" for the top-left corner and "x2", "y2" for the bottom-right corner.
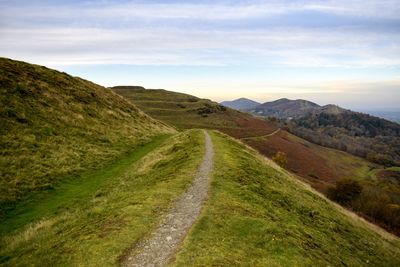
[
  {"x1": 220, "y1": 97, "x2": 260, "y2": 111},
  {"x1": 250, "y1": 98, "x2": 320, "y2": 118},
  {"x1": 0, "y1": 58, "x2": 173, "y2": 210},
  {"x1": 111, "y1": 86, "x2": 279, "y2": 138},
  {"x1": 1, "y1": 60, "x2": 399, "y2": 265},
  {"x1": 113, "y1": 86, "x2": 400, "y2": 235}
]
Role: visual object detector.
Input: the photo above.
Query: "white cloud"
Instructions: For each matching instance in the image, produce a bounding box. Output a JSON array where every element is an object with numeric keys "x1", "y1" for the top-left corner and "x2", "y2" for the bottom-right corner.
[
  {"x1": 1, "y1": 26, "x2": 399, "y2": 68},
  {"x1": 0, "y1": 1, "x2": 399, "y2": 69}
]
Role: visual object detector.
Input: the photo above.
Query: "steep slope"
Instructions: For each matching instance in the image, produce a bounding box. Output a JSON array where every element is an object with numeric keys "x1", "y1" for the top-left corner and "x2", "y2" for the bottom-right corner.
[
  {"x1": 111, "y1": 86, "x2": 278, "y2": 138},
  {"x1": 173, "y1": 131, "x2": 400, "y2": 266},
  {"x1": 245, "y1": 129, "x2": 400, "y2": 235},
  {"x1": 220, "y1": 97, "x2": 260, "y2": 111},
  {"x1": 0, "y1": 58, "x2": 173, "y2": 209},
  {"x1": 252, "y1": 98, "x2": 320, "y2": 118}
]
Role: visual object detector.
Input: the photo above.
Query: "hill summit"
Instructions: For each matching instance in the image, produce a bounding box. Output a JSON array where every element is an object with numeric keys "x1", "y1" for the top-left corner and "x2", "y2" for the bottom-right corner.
[
  {"x1": 220, "y1": 97, "x2": 260, "y2": 111},
  {"x1": 251, "y1": 98, "x2": 320, "y2": 118}
]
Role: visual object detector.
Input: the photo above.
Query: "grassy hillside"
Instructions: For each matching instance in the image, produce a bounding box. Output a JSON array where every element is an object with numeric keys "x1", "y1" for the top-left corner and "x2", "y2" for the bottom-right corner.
[
  {"x1": 2, "y1": 129, "x2": 399, "y2": 266},
  {"x1": 112, "y1": 86, "x2": 278, "y2": 138},
  {"x1": 173, "y1": 131, "x2": 400, "y2": 266},
  {"x1": 246, "y1": 130, "x2": 400, "y2": 235},
  {"x1": 0, "y1": 130, "x2": 205, "y2": 266},
  {"x1": 0, "y1": 58, "x2": 173, "y2": 210}
]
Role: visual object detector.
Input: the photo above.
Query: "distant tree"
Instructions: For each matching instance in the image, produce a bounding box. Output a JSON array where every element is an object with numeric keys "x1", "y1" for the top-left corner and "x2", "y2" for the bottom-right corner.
[
  {"x1": 327, "y1": 178, "x2": 362, "y2": 205},
  {"x1": 272, "y1": 151, "x2": 288, "y2": 168}
]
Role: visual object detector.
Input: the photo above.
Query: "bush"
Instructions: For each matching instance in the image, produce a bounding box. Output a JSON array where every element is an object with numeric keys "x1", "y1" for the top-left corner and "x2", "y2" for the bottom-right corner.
[
  {"x1": 327, "y1": 178, "x2": 362, "y2": 205},
  {"x1": 352, "y1": 187, "x2": 400, "y2": 234},
  {"x1": 272, "y1": 151, "x2": 287, "y2": 168}
]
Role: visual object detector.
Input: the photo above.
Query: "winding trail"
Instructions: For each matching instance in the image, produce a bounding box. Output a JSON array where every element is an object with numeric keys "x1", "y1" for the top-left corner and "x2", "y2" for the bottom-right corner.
[
  {"x1": 122, "y1": 130, "x2": 214, "y2": 267},
  {"x1": 240, "y1": 128, "x2": 281, "y2": 141}
]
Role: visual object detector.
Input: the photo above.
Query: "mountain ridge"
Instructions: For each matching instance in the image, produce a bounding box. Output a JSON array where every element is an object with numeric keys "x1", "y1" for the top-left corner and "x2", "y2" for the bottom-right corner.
[
  {"x1": 249, "y1": 98, "x2": 321, "y2": 118},
  {"x1": 220, "y1": 97, "x2": 260, "y2": 111}
]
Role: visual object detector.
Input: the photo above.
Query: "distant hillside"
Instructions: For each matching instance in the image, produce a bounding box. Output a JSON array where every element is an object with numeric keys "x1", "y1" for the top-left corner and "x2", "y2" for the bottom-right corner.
[
  {"x1": 220, "y1": 97, "x2": 260, "y2": 111},
  {"x1": 251, "y1": 98, "x2": 320, "y2": 118},
  {"x1": 0, "y1": 58, "x2": 173, "y2": 208},
  {"x1": 286, "y1": 107, "x2": 400, "y2": 166},
  {"x1": 249, "y1": 97, "x2": 400, "y2": 165},
  {"x1": 111, "y1": 86, "x2": 278, "y2": 138}
]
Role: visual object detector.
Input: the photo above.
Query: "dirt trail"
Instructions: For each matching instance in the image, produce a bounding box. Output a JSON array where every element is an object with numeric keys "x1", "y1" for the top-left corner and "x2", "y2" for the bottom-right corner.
[
  {"x1": 240, "y1": 128, "x2": 281, "y2": 141},
  {"x1": 122, "y1": 130, "x2": 214, "y2": 267}
]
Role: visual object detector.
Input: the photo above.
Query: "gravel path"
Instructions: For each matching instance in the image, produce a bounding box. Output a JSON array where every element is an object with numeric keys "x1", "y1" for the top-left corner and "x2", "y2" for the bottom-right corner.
[{"x1": 122, "y1": 130, "x2": 214, "y2": 267}]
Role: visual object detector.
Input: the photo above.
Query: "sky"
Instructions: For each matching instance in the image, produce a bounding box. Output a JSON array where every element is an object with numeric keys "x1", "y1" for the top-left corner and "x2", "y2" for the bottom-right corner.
[{"x1": 1, "y1": 0, "x2": 399, "y2": 110}]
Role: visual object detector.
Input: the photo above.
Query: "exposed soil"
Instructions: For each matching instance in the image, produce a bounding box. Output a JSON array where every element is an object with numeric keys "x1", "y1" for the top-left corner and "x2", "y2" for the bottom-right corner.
[{"x1": 121, "y1": 130, "x2": 214, "y2": 267}]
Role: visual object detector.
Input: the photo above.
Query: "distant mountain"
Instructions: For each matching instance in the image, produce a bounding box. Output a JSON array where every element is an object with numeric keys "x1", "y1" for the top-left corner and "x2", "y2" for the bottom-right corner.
[
  {"x1": 251, "y1": 98, "x2": 320, "y2": 118},
  {"x1": 220, "y1": 97, "x2": 260, "y2": 111}
]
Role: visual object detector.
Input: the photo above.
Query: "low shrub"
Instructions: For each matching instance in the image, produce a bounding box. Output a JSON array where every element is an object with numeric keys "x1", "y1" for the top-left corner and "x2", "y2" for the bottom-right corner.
[
  {"x1": 327, "y1": 178, "x2": 362, "y2": 205},
  {"x1": 272, "y1": 151, "x2": 288, "y2": 168}
]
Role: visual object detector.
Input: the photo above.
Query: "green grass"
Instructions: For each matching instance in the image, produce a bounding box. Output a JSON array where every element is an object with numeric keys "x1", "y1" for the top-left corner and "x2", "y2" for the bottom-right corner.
[
  {"x1": 0, "y1": 134, "x2": 171, "y2": 235},
  {"x1": 112, "y1": 86, "x2": 237, "y2": 130},
  {"x1": 172, "y1": 131, "x2": 400, "y2": 266},
  {"x1": 0, "y1": 58, "x2": 173, "y2": 208},
  {"x1": 0, "y1": 130, "x2": 205, "y2": 266}
]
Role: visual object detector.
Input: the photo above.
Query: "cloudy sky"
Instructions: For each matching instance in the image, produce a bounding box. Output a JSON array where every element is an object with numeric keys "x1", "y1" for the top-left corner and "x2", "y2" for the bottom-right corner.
[{"x1": 1, "y1": 0, "x2": 399, "y2": 110}]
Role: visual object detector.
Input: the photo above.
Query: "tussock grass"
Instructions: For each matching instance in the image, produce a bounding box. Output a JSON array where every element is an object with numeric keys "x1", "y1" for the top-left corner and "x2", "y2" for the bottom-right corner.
[
  {"x1": 172, "y1": 131, "x2": 400, "y2": 266},
  {"x1": 0, "y1": 58, "x2": 173, "y2": 209},
  {"x1": 0, "y1": 130, "x2": 205, "y2": 266}
]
